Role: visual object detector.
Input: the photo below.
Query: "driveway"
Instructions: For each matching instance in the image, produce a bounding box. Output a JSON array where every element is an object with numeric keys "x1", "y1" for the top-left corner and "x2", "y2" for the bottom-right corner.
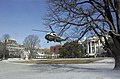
[{"x1": 0, "y1": 58, "x2": 120, "y2": 79}]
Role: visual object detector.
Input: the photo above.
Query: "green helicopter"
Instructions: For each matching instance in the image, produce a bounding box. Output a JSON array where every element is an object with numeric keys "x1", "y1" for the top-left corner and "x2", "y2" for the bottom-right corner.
[
  {"x1": 32, "y1": 26, "x2": 68, "y2": 43},
  {"x1": 44, "y1": 32, "x2": 68, "y2": 43}
]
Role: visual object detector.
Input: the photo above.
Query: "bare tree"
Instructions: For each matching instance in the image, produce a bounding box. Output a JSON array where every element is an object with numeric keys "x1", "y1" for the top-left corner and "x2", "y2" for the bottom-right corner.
[
  {"x1": 23, "y1": 34, "x2": 40, "y2": 59},
  {"x1": 0, "y1": 41, "x2": 4, "y2": 60},
  {"x1": 2, "y1": 34, "x2": 10, "y2": 59},
  {"x1": 45, "y1": 0, "x2": 120, "y2": 69}
]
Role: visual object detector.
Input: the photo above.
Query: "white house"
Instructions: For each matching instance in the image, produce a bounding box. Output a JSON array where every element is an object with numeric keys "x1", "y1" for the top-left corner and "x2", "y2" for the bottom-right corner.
[{"x1": 83, "y1": 36, "x2": 106, "y2": 57}]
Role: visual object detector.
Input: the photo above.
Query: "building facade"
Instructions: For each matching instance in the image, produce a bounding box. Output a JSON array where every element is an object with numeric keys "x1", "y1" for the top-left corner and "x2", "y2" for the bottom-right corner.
[
  {"x1": 83, "y1": 36, "x2": 106, "y2": 57},
  {"x1": 50, "y1": 45, "x2": 61, "y2": 53},
  {"x1": 6, "y1": 38, "x2": 24, "y2": 58},
  {"x1": 50, "y1": 45, "x2": 61, "y2": 58}
]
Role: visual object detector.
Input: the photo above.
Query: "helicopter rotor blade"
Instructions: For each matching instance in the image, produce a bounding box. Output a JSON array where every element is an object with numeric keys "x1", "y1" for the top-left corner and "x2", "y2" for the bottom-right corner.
[
  {"x1": 32, "y1": 29, "x2": 50, "y2": 33},
  {"x1": 49, "y1": 25, "x2": 55, "y2": 33}
]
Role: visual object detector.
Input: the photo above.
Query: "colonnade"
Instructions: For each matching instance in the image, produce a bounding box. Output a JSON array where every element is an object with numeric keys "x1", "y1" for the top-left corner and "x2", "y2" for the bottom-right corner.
[{"x1": 86, "y1": 40, "x2": 101, "y2": 54}]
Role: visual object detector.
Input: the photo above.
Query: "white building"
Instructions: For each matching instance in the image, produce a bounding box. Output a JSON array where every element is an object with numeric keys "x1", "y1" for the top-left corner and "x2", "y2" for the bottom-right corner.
[
  {"x1": 0, "y1": 38, "x2": 53, "y2": 59},
  {"x1": 6, "y1": 38, "x2": 24, "y2": 58},
  {"x1": 83, "y1": 36, "x2": 106, "y2": 57}
]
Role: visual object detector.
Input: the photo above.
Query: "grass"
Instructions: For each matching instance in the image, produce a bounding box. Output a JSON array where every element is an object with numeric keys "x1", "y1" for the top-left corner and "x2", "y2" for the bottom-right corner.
[{"x1": 14, "y1": 58, "x2": 103, "y2": 64}]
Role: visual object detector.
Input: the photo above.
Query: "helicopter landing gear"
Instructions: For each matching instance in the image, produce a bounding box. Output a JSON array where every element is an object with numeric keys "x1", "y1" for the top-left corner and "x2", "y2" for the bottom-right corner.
[
  {"x1": 47, "y1": 41, "x2": 49, "y2": 43},
  {"x1": 54, "y1": 39, "x2": 56, "y2": 42}
]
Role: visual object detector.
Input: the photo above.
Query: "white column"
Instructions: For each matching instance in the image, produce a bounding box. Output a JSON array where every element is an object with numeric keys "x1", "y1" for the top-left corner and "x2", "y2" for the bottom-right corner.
[
  {"x1": 94, "y1": 43, "x2": 96, "y2": 54},
  {"x1": 90, "y1": 42, "x2": 92, "y2": 53},
  {"x1": 98, "y1": 40, "x2": 100, "y2": 47},
  {"x1": 87, "y1": 42, "x2": 89, "y2": 54},
  {"x1": 98, "y1": 40, "x2": 100, "y2": 53}
]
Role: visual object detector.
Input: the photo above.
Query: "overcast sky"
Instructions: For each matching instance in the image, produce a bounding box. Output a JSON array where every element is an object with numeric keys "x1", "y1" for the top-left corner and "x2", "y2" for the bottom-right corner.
[{"x1": 0, "y1": 0, "x2": 60, "y2": 48}]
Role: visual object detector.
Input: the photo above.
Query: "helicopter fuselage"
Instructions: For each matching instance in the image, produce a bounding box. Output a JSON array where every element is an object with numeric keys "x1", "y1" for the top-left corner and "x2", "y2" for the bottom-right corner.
[{"x1": 45, "y1": 33, "x2": 67, "y2": 43}]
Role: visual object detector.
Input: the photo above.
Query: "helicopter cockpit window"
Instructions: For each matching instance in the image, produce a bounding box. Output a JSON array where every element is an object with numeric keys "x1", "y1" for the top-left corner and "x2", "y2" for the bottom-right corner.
[
  {"x1": 50, "y1": 33, "x2": 57, "y2": 36},
  {"x1": 53, "y1": 33, "x2": 57, "y2": 36}
]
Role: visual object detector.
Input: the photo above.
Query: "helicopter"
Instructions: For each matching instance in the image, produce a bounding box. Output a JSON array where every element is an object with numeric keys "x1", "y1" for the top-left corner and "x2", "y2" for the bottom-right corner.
[{"x1": 32, "y1": 26, "x2": 68, "y2": 43}]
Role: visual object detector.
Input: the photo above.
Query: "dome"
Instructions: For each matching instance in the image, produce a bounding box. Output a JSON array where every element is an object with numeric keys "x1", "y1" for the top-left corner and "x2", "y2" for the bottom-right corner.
[
  {"x1": 9, "y1": 38, "x2": 16, "y2": 41},
  {"x1": 7, "y1": 38, "x2": 17, "y2": 45}
]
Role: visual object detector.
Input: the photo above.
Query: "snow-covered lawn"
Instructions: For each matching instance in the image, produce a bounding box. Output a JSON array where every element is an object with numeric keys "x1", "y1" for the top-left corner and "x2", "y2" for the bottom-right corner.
[{"x1": 1, "y1": 57, "x2": 120, "y2": 79}]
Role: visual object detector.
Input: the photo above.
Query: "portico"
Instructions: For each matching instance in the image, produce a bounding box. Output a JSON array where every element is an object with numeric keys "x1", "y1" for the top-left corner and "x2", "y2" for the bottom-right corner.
[{"x1": 85, "y1": 36, "x2": 104, "y2": 57}]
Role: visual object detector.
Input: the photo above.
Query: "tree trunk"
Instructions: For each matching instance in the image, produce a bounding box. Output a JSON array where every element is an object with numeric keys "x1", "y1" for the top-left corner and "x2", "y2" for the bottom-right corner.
[
  {"x1": 29, "y1": 50, "x2": 34, "y2": 59},
  {"x1": 113, "y1": 46, "x2": 120, "y2": 70},
  {"x1": 116, "y1": 0, "x2": 120, "y2": 33},
  {"x1": 114, "y1": 56, "x2": 120, "y2": 70},
  {"x1": 112, "y1": 44, "x2": 120, "y2": 70},
  {"x1": 112, "y1": 0, "x2": 120, "y2": 69},
  {"x1": 109, "y1": 33, "x2": 120, "y2": 69}
]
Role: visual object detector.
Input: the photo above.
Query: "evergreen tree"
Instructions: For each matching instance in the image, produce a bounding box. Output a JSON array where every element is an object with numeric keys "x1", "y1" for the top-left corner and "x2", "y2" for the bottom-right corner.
[{"x1": 59, "y1": 41, "x2": 85, "y2": 58}]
